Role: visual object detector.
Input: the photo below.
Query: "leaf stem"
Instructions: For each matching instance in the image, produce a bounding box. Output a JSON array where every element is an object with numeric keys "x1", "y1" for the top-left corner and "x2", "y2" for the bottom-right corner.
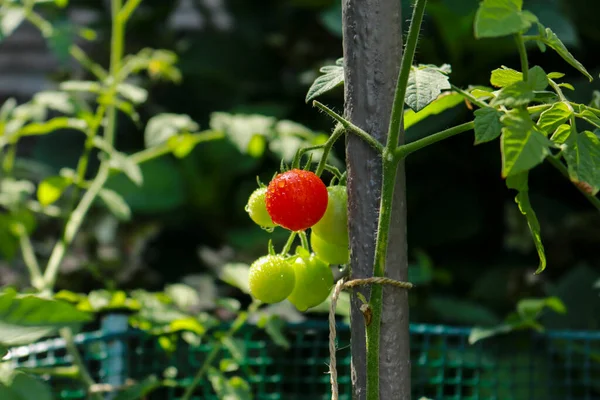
[
  {"x1": 313, "y1": 101, "x2": 383, "y2": 153},
  {"x1": 450, "y1": 84, "x2": 488, "y2": 109},
  {"x1": 388, "y1": 0, "x2": 428, "y2": 149},
  {"x1": 16, "y1": 225, "x2": 44, "y2": 291},
  {"x1": 315, "y1": 125, "x2": 345, "y2": 176},
  {"x1": 129, "y1": 130, "x2": 224, "y2": 165},
  {"x1": 396, "y1": 121, "x2": 474, "y2": 158},
  {"x1": 547, "y1": 156, "x2": 600, "y2": 212},
  {"x1": 515, "y1": 34, "x2": 529, "y2": 81}
]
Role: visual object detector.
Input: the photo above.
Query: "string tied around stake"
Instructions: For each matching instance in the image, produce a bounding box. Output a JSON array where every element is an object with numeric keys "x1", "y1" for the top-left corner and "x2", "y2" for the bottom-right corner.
[{"x1": 328, "y1": 277, "x2": 414, "y2": 400}]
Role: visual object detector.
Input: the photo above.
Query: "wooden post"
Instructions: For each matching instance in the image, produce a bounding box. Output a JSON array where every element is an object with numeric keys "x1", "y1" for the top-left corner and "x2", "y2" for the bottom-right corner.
[{"x1": 343, "y1": 0, "x2": 411, "y2": 399}]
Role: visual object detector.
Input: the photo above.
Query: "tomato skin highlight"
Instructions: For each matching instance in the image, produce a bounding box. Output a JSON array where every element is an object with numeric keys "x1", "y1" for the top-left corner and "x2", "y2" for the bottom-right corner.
[
  {"x1": 245, "y1": 187, "x2": 277, "y2": 228},
  {"x1": 266, "y1": 169, "x2": 328, "y2": 231},
  {"x1": 311, "y1": 186, "x2": 348, "y2": 246},
  {"x1": 286, "y1": 248, "x2": 334, "y2": 311},
  {"x1": 311, "y1": 230, "x2": 350, "y2": 265},
  {"x1": 248, "y1": 255, "x2": 296, "y2": 304}
]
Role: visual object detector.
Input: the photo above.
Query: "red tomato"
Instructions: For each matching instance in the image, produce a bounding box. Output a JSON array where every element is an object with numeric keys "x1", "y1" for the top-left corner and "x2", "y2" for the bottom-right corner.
[{"x1": 266, "y1": 169, "x2": 328, "y2": 231}]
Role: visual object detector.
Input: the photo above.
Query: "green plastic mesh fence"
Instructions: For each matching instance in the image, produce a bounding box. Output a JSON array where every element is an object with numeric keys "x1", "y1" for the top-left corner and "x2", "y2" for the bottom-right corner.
[{"x1": 6, "y1": 321, "x2": 600, "y2": 400}]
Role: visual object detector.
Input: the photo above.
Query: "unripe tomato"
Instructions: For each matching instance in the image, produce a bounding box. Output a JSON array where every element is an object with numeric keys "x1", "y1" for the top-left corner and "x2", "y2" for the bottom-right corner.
[
  {"x1": 286, "y1": 248, "x2": 334, "y2": 311},
  {"x1": 266, "y1": 169, "x2": 328, "y2": 231},
  {"x1": 310, "y1": 231, "x2": 350, "y2": 265},
  {"x1": 248, "y1": 255, "x2": 296, "y2": 304},
  {"x1": 311, "y1": 186, "x2": 348, "y2": 246},
  {"x1": 245, "y1": 187, "x2": 276, "y2": 228}
]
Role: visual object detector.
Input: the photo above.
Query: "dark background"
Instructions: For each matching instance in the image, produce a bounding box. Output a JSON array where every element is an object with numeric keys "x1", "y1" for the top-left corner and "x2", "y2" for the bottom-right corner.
[{"x1": 3, "y1": 0, "x2": 600, "y2": 331}]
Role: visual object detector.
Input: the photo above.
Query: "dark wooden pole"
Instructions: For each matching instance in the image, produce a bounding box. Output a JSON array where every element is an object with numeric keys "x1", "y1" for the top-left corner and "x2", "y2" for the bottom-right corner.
[{"x1": 343, "y1": 0, "x2": 411, "y2": 399}]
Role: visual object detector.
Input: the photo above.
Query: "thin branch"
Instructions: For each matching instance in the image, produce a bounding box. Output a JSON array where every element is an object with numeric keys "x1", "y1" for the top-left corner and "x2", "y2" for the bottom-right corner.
[
  {"x1": 397, "y1": 121, "x2": 474, "y2": 158},
  {"x1": 313, "y1": 101, "x2": 384, "y2": 153}
]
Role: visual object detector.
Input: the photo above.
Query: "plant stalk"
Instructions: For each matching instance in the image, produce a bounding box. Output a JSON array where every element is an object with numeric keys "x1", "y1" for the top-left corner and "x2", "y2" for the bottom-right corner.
[
  {"x1": 515, "y1": 34, "x2": 529, "y2": 80},
  {"x1": 388, "y1": 0, "x2": 428, "y2": 148},
  {"x1": 397, "y1": 121, "x2": 474, "y2": 158},
  {"x1": 365, "y1": 155, "x2": 400, "y2": 400}
]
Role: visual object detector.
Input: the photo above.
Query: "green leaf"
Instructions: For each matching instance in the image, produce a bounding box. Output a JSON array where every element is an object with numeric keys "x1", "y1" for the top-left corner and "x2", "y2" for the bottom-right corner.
[
  {"x1": 577, "y1": 109, "x2": 600, "y2": 129},
  {"x1": 490, "y1": 66, "x2": 522, "y2": 88},
  {"x1": 0, "y1": 7, "x2": 25, "y2": 39},
  {"x1": 109, "y1": 153, "x2": 143, "y2": 187},
  {"x1": 144, "y1": 113, "x2": 199, "y2": 148},
  {"x1": 404, "y1": 92, "x2": 464, "y2": 130},
  {"x1": 117, "y1": 83, "x2": 148, "y2": 104},
  {"x1": 222, "y1": 337, "x2": 246, "y2": 362},
  {"x1": 540, "y1": 26, "x2": 592, "y2": 81},
  {"x1": 114, "y1": 375, "x2": 161, "y2": 400},
  {"x1": 527, "y1": 66, "x2": 548, "y2": 91},
  {"x1": 563, "y1": 131, "x2": 600, "y2": 194},
  {"x1": 59, "y1": 80, "x2": 101, "y2": 93},
  {"x1": 500, "y1": 109, "x2": 552, "y2": 177},
  {"x1": 207, "y1": 369, "x2": 252, "y2": 400},
  {"x1": 517, "y1": 297, "x2": 566, "y2": 319},
  {"x1": 262, "y1": 315, "x2": 290, "y2": 349},
  {"x1": 468, "y1": 324, "x2": 514, "y2": 344},
  {"x1": 37, "y1": 176, "x2": 71, "y2": 206},
  {"x1": 33, "y1": 91, "x2": 74, "y2": 114},
  {"x1": 537, "y1": 102, "x2": 571, "y2": 135},
  {"x1": 551, "y1": 124, "x2": 571, "y2": 144},
  {"x1": 474, "y1": 107, "x2": 503, "y2": 144},
  {"x1": 474, "y1": 0, "x2": 537, "y2": 39},
  {"x1": 218, "y1": 263, "x2": 250, "y2": 294},
  {"x1": 305, "y1": 58, "x2": 344, "y2": 103},
  {"x1": 0, "y1": 369, "x2": 53, "y2": 400},
  {"x1": 405, "y1": 66, "x2": 451, "y2": 112},
  {"x1": 210, "y1": 113, "x2": 275, "y2": 156},
  {"x1": 511, "y1": 181, "x2": 546, "y2": 274},
  {"x1": 490, "y1": 80, "x2": 535, "y2": 107},
  {"x1": 98, "y1": 188, "x2": 131, "y2": 221},
  {"x1": 0, "y1": 290, "x2": 92, "y2": 346}
]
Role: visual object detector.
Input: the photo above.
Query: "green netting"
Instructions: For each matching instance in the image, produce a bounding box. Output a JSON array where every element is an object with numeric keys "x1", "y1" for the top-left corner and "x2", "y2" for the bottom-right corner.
[{"x1": 6, "y1": 321, "x2": 600, "y2": 399}]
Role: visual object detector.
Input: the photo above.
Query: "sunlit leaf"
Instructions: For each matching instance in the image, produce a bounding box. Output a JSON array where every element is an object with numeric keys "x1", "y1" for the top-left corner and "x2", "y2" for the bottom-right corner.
[
  {"x1": 405, "y1": 65, "x2": 451, "y2": 112},
  {"x1": 0, "y1": 290, "x2": 91, "y2": 346},
  {"x1": 537, "y1": 102, "x2": 571, "y2": 135},
  {"x1": 145, "y1": 113, "x2": 198, "y2": 148},
  {"x1": 474, "y1": 0, "x2": 537, "y2": 39},
  {"x1": 539, "y1": 26, "x2": 592, "y2": 81},
  {"x1": 563, "y1": 131, "x2": 600, "y2": 195},
  {"x1": 506, "y1": 172, "x2": 546, "y2": 273},
  {"x1": 305, "y1": 58, "x2": 344, "y2": 103},
  {"x1": 404, "y1": 92, "x2": 464, "y2": 130},
  {"x1": 37, "y1": 176, "x2": 71, "y2": 206},
  {"x1": 474, "y1": 107, "x2": 503, "y2": 144}
]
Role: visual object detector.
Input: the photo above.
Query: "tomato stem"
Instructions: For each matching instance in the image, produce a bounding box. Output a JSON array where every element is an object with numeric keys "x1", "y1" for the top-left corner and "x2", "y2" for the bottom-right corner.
[
  {"x1": 299, "y1": 231, "x2": 310, "y2": 251},
  {"x1": 365, "y1": 1, "x2": 428, "y2": 398},
  {"x1": 387, "y1": 0, "x2": 428, "y2": 151},
  {"x1": 396, "y1": 121, "x2": 474, "y2": 159},
  {"x1": 313, "y1": 101, "x2": 384, "y2": 153},
  {"x1": 280, "y1": 232, "x2": 298, "y2": 255}
]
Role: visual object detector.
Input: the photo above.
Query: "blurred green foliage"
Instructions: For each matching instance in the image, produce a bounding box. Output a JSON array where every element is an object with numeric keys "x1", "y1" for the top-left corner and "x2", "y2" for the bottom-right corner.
[{"x1": 3, "y1": 0, "x2": 600, "y2": 333}]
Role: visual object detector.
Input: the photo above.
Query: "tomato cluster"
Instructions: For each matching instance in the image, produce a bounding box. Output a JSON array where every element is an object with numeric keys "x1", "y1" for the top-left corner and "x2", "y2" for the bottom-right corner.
[{"x1": 244, "y1": 169, "x2": 350, "y2": 311}]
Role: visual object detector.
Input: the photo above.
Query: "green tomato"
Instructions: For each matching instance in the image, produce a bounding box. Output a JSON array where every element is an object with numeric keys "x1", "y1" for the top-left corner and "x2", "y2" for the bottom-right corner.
[
  {"x1": 245, "y1": 187, "x2": 276, "y2": 228},
  {"x1": 248, "y1": 255, "x2": 295, "y2": 304},
  {"x1": 311, "y1": 186, "x2": 348, "y2": 246},
  {"x1": 286, "y1": 248, "x2": 334, "y2": 311},
  {"x1": 311, "y1": 231, "x2": 349, "y2": 265}
]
